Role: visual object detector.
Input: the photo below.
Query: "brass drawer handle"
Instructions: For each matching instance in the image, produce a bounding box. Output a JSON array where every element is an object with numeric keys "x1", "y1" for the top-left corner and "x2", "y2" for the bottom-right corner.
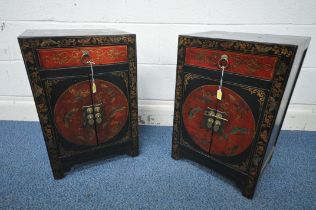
[
  {"x1": 218, "y1": 54, "x2": 228, "y2": 69},
  {"x1": 81, "y1": 51, "x2": 92, "y2": 65}
]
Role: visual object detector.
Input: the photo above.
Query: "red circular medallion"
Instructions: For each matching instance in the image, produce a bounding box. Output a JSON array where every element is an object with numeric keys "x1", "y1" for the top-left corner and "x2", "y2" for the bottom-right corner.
[
  {"x1": 182, "y1": 85, "x2": 255, "y2": 156},
  {"x1": 54, "y1": 80, "x2": 128, "y2": 146}
]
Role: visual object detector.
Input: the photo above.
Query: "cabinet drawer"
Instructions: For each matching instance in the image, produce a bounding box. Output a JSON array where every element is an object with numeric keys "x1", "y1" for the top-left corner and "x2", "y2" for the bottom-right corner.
[
  {"x1": 37, "y1": 45, "x2": 128, "y2": 70},
  {"x1": 185, "y1": 47, "x2": 278, "y2": 80}
]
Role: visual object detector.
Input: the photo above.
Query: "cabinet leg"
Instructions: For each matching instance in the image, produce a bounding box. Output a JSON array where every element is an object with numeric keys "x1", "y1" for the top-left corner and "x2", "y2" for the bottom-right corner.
[
  {"x1": 127, "y1": 148, "x2": 139, "y2": 157},
  {"x1": 49, "y1": 157, "x2": 65, "y2": 179},
  {"x1": 242, "y1": 188, "x2": 255, "y2": 199},
  {"x1": 268, "y1": 153, "x2": 274, "y2": 164},
  {"x1": 241, "y1": 178, "x2": 257, "y2": 199},
  {"x1": 52, "y1": 167, "x2": 65, "y2": 180},
  {"x1": 172, "y1": 143, "x2": 181, "y2": 160},
  {"x1": 63, "y1": 163, "x2": 73, "y2": 174},
  {"x1": 127, "y1": 141, "x2": 139, "y2": 157}
]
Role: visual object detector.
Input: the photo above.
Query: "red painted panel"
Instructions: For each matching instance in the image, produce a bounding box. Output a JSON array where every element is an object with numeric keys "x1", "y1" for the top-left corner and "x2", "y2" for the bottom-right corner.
[
  {"x1": 92, "y1": 80, "x2": 129, "y2": 144},
  {"x1": 185, "y1": 47, "x2": 278, "y2": 80},
  {"x1": 38, "y1": 45, "x2": 128, "y2": 69},
  {"x1": 182, "y1": 85, "x2": 256, "y2": 156},
  {"x1": 54, "y1": 80, "x2": 128, "y2": 146},
  {"x1": 54, "y1": 81, "x2": 97, "y2": 146}
]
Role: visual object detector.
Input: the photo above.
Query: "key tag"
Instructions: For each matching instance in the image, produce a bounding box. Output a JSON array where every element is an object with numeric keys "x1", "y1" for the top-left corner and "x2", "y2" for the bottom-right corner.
[
  {"x1": 217, "y1": 55, "x2": 228, "y2": 101},
  {"x1": 217, "y1": 88, "x2": 222, "y2": 100}
]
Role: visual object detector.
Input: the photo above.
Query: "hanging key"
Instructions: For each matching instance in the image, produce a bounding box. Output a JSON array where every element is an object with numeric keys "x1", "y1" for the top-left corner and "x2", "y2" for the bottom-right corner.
[
  {"x1": 88, "y1": 60, "x2": 96, "y2": 94},
  {"x1": 81, "y1": 51, "x2": 97, "y2": 94},
  {"x1": 217, "y1": 54, "x2": 228, "y2": 100}
]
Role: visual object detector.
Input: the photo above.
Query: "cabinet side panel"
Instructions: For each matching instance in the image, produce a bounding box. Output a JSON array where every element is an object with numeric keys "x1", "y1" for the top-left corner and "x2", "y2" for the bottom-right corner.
[
  {"x1": 18, "y1": 38, "x2": 64, "y2": 179},
  {"x1": 127, "y1": 36, "x2": 139, "y2": 156},
  {"x1": 262, "y1": 47, "x2": 308, "y2": 171}
]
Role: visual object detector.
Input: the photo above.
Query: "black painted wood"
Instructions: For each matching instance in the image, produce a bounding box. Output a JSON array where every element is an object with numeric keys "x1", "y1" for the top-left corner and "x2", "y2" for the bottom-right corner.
[{"x1": 18, "y1": 29, "x2": 139, "y2": 179}]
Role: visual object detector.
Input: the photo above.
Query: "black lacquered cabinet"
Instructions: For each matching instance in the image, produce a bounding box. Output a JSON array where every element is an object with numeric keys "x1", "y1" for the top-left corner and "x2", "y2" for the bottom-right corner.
[
  {"x1": 18, "y1": 29, "x2": 139, "y2": 179},
  {"x1": 171, "y1": 31, "x2": 310, "y2": 198}
]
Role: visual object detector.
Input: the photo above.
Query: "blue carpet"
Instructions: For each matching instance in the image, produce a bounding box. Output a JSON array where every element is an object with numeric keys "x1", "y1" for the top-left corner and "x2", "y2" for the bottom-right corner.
[{"x1": 0, "y1": 121, "x2": 315, "y2": 210}]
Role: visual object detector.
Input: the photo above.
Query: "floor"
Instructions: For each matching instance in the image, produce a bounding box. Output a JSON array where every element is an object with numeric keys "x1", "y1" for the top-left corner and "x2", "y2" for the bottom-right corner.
[{"x1": 0, "y1": 121, "x2": 315, "y2": 210}]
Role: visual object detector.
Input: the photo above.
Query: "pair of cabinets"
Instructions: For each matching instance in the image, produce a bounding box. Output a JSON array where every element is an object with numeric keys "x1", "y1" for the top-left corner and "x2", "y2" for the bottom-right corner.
[{"x1": 19, "y1": 30, "x2": 310, "y2": 199}]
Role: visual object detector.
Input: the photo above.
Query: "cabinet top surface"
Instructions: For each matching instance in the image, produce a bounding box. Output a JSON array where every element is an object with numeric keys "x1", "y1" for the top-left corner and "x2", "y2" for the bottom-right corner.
[
  {"x1": 184, "y1": 31, "x2": 311, "y2": 47},
  {"x1": 19, "y1": 29, "x2": 133, "y2": 38}
]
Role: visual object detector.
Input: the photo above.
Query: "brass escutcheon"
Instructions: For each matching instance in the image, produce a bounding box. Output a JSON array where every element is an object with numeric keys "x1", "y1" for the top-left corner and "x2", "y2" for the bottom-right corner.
[
  {"x1": 204, "y1": 107, "x2": 228, "y2": 132},
  {"x1": 87, "y1": 118, "x2": 95, "y2": 126},
  {"x1": 81, "y1": 51, "x2": 92, "y2": 65},
  {"x1": 82, "y1": 103, "x2": 104, "y2": 127},
  {"x1": 218, "y1": 54, "x2": 229, "y2": 69}
]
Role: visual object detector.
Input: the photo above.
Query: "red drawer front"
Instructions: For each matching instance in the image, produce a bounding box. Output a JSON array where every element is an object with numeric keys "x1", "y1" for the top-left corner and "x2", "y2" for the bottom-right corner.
[
  {"x1": 37, "y1": 45, "x2": 128, "y2": 69},
  {"x1": 185, "y1": 47, "x2": 278, "y2": 80}
]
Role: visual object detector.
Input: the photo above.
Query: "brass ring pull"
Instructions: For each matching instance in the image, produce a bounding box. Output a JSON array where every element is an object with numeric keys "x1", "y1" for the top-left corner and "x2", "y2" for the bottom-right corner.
[
  {"x1": 81, "y1": 51, "x2": 92, "y2": 65},
  {"x1": 218, "y1": 54, "x2": 228, "y2": 69}
]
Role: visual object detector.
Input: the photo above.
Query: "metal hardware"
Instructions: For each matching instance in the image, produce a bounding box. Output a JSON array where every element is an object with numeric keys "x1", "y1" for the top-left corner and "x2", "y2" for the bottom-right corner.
[
  {"x1": 87, "y1": 118, "x2": 95, "y2": 126},
  {"x1": 86, "y1": 114, "x2": 94, "y2": 120},
  {"x1": 81, "y1": 51, "x2": 92, "y2": 65},
  {"x1": 89, "y1": 61, "x2": 96, "y2": 93},
  {"x1": 82, "y1": 103, "x2": 104, "y2": 127},
  {"x1": 94, "y1": 106, "x2": 101, "y2": 113},
  {"x1": 206, "y1": 118, "x2": 214, "y2": 129},
  {"x1": 218, "y1": 54, "x2": 228, "y2": 69},
  {"x1": 216, "y1": 54, "x2": 229, "y2": 101},
  {"x1": 208, "y1": 55, "x2": 229, "y2": 130},
  {"x1": 86, "y1": 107, "x2": 93, "y2": 114},
  {"x1": 95, "y1": 117, "x2": 102, "y2": 124},
  {"x1": 204, "y1": 107, "x2": 228, "y2": 132},
  {"x1": 80, "y1": 51, "x2": 97, "y2": 93}
]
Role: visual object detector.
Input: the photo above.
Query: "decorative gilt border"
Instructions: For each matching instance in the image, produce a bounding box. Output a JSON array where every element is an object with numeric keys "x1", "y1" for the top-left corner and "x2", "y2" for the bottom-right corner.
[
  {"x1": 126, "y1": 38, "x2": 139, "y2": 156},
  {"x1": 171, "y1": 35, "x2": 296, "y2": 197},
  {"x1": 18, "y1": 34, "x2": 138, "y2": 178},
  {"x1": 183, "y1": 72, "x2": 266, "y2": 108},
  {"x1": 242, "y1": 87, "x2": 266, "y2": 107},
  {"x1": 45, "y1": 79, "x2": 62, "y2": 96},
  {"x1": 110, "y1": 71, "x2": 129, "y2": 90}
]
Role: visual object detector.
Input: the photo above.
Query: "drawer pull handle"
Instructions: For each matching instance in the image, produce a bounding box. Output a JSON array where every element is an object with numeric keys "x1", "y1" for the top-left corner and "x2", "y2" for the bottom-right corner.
[
  {"x1": 218, "y1": 54, "x2": 228, "y2": 69},
  {"x1": 81, "y1": 51, "x2": 92, "y2": 64}
]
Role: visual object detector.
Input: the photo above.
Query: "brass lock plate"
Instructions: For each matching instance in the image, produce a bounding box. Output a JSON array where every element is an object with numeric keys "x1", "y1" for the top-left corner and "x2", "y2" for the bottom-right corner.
[
  {"x1": 82, "y1": 103, "x2": 104, "y2": 127},
  {"x1": 204, "y1": 107, "x2": 228, "y2": 132}
]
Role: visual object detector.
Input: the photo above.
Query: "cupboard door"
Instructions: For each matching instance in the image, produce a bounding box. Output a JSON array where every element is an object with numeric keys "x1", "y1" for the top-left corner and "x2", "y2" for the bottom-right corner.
[
  {"x1": 44, "y1": 76, "x2": 98, "y2": 149},
  {"x1": 92, "y1": 71, "x2": 130, "y2": 145}
]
